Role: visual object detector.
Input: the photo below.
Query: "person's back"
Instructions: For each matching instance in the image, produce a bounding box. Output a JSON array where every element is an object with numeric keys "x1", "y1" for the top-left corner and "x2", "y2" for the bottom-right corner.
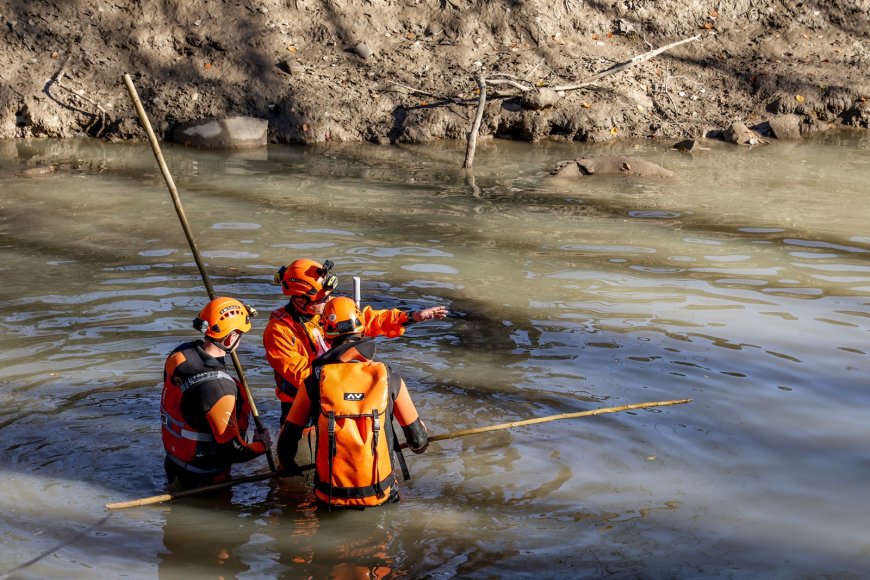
[
  {"x1": 161, "y1": 297, "x2": 270, "y2": 490},
  {"x1": 314, "y1": 350, "x2": 398, "y2": 506},
  {"x1": 277, "y1": 297, "x2": 429, "y2": 508}
]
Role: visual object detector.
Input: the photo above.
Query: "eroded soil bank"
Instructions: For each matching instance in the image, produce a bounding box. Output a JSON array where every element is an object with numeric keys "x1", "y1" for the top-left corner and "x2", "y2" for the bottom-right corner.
[{"x1": 1, "y1": 0, "x2": 867, "y2": 145}]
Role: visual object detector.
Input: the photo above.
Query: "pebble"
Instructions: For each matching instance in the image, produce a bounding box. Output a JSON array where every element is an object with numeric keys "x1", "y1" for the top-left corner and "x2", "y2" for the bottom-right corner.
[{"x1": 353, "y1": 42, "x2": 373, "y2": 59}]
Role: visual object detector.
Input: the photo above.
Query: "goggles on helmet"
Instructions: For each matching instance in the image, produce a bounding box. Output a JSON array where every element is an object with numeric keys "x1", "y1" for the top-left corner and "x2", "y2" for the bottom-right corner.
[{"x1": 273, "y1": 258, "x2": 338, "y2": 300}]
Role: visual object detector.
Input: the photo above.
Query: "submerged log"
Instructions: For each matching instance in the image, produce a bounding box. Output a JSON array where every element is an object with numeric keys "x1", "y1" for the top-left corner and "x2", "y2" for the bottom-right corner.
[
  {"x1": 19, "y1": 164, "x2": 57, "y2": 177},
  {"x1": 550, "y1": 156, "x2": 673, "y2": 178}
]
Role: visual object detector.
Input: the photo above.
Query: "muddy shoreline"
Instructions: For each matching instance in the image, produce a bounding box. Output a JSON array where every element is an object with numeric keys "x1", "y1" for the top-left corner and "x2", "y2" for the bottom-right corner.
[{"x1": 1, "y1": 1, "x2": 867, "y2": 146}]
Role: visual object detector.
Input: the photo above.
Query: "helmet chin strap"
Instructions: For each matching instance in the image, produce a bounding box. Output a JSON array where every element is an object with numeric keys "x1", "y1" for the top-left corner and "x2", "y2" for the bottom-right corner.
[
  {"x1": 208, "y1": 333, "x2": 240, "y2": 354},
  {"x1": 290, "y1": 295, "x2": 319, "y2": 317}
]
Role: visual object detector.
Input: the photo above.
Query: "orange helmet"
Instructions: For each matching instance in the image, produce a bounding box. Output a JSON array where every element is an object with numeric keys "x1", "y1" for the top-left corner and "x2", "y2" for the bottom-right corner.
[
  {"x1": 321, "y1": 296, "x2": 364, "y2": 338},
  {"x1": 193, "y1": 297, "x2": 254, "y2": 339},
  {"x1": 274, "y1": 259, "x2": 337, "y2": 300}
]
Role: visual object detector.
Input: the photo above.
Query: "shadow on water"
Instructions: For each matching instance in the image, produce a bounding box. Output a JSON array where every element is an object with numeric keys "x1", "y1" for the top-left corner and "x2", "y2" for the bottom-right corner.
[{"x1": 1, "y1": 135, "x2": 870, "y2": 578}]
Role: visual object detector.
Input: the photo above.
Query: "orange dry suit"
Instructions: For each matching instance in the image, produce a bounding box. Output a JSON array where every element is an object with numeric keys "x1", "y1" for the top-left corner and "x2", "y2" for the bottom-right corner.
[
  {"x1": 161, "y1": 341, "x2": 267, "y2": 488},
  {"x1": 262, "y1": 302, "x2": 414, "y2": 421},
  {"x1": 276, "y1": 336, "x2": 429, "y2": 508}
]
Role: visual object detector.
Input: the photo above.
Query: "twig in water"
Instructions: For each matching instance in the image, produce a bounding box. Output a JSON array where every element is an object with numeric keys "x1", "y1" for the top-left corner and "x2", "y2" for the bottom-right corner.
[{"x1": 462, "y1": 73, "x2": 487, "y2": 170}]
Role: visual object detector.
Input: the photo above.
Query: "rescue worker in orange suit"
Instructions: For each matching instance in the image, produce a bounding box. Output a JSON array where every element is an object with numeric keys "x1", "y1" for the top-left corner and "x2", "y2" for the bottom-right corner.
[
  {"x1": 262, "y1": 258, "x2": 448, "y2": 426},
  {"x1": 161, "y1": 297, "x2": 272, "y2": 490},
  {"x1": 276, "y1": 297, "x2": 429, "y2": 508}
]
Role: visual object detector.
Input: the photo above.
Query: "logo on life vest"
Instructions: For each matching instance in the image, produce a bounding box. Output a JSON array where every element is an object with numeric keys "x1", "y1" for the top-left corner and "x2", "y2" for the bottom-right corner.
[{"x1": 344, "y1": 393, "x2": 364, "y2": 401}]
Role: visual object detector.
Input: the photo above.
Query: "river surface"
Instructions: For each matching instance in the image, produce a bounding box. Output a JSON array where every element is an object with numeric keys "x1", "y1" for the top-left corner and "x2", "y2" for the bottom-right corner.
[{"x1": 0, "y1": 133, "x2": 868, "y2": 579}]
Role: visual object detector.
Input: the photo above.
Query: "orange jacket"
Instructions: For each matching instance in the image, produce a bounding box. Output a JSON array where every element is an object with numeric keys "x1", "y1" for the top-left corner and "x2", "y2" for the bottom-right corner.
[{"x1": 263, "y1": 303, "x2": 411, "y2": 404}]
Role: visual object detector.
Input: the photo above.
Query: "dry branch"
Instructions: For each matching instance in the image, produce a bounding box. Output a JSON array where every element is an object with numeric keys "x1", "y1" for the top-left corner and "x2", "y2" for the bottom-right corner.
[
  {"x1": 47, "y1": 53, "x2": 109, "y2": 137},
  {"x1": 388, "y1": 81, "x2": 453, "y2": 103},
  {"x1": 553, "y1": 33, "x2": 703, "y2": 92},
  {"x1": 462, "y1": 73, "x2": 487, "y2": 170},
  {"x1": 457, "y1": 32, "x2": 705, "y2": 168}
]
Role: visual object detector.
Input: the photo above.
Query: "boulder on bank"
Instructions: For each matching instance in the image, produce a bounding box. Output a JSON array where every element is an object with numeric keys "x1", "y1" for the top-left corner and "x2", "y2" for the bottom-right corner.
[
  {"x1": 172, "y1": 116, "x2": 268, "y2": 149},
  {"x1": 768, "y1": 114, "x2": 803, "y2": 140},
  {"x1": 550, "y1": 156, "x2": 674, "y2": 178},
  {"x1": 521, "y1": 88, "x2": 561, "y2": 111}
]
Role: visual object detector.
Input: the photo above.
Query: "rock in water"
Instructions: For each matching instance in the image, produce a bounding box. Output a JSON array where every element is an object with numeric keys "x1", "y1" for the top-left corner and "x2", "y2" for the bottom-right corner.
[
  {"x1": 172, "y1": 116, "x2": 268, "y2": 149},
  {"x1": 673, "y1": 139, "x2": 699, "y2": 152},
  {"x1": 550, "y1": 156, "x2": 673, "y2": 177}
]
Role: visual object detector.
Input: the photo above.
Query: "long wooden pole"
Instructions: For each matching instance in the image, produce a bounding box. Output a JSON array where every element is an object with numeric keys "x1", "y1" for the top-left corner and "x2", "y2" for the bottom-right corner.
[
  {"x1": 424, "y1": 398, "x2": 692, "y2": 444},
  {"x1": 105, "y1": 463, "x2": 315, "y2": 510},
  {"x1": 122, "y1": 73, "x2": 276, "y2": 472},
  {"x1": 105, "y1": 398, "x2": 691, "y2": 509}
]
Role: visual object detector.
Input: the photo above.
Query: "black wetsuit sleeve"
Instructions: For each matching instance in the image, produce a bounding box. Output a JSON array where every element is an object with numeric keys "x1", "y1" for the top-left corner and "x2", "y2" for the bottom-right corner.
[
  {"x1": 277, "y1": 422, "x2": 304, "y2": 473},
  {"x1": 185, "y1": 378, "x2": 265, "y2": 465}
]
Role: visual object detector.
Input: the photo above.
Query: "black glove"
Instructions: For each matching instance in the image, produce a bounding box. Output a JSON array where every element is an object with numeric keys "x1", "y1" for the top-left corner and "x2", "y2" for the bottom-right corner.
[
  {"x1": 403, "y1": 418, "x2": 429, "y2": 454},
  {"x1": 278, "y1": 461, "x2": 303, "y2": 477}
]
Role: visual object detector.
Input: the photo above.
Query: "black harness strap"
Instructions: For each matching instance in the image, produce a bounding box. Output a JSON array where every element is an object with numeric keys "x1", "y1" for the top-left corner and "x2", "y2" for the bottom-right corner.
[
  {"x1": 314, "y1": 473, "x2": 396, "y2": 499},
  {"x1": 327, "y1": 410, "x2": 336, "y2": 508},
  {"x1": 391, "y1": 421, "x2": 411, "y2": 481},
  {"x1": 372, "y1": 409, "x2": 384, "y2": 498},
  {"x1": 387, "y1": 370, "x2": 411, "y2": 481}
]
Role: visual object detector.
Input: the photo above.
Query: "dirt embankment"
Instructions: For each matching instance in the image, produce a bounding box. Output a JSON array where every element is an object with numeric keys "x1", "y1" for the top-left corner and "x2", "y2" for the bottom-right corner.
[{"x1": 1, "y1": 0, "x2": 867, "y2": 146}]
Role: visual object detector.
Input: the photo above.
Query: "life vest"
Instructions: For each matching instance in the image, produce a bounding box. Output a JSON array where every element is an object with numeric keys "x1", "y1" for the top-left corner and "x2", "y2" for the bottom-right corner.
[
  {"x1": 268, "y1": 307, "x2": 329, "y2": 402},
  {"x1": 311, "y1": 360, "x2": 397, "y2": 507},
  {"x1": 161, "y1": 345, "x2": 247, "y2": 475}
]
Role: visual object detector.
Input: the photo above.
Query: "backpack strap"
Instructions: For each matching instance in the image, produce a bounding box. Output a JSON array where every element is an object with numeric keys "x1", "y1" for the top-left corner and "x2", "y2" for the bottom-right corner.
[
  {"x1": 372, "y1": 408, "x2": 384, "y2": 499},
  {"x1": 327, "y1": 410, "x2": 336, "y2": 508}
]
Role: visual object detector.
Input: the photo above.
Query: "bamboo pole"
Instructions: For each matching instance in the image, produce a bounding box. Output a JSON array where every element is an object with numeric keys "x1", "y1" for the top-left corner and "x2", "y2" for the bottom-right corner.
[
  {"x1": 105, "y1": 464, "x2": 314, "y2": 510},
  {"x1": 424, "y1": 398, "x2": 691, "y2": 444},
  {"x1": 122, "y1": 73, "x2": 276, "y2": 472},
  {"x1": 105, "y1": 398, "x2": 691, "y2": 509}
]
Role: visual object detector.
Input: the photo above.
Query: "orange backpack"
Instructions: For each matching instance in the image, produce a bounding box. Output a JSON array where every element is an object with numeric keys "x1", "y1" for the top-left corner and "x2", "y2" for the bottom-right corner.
[{"x1": 313, "y1": 360, "x2": 397, "y2": 507}]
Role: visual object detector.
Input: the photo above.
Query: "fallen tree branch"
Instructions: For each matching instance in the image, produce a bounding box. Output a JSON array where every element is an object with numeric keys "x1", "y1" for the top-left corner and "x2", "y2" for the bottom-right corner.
[
  {"x1": 486, "y1": 77, "x2": 534, "y2": 92},
  {"x1": 479, "y1": 33, "x2": 705, "y2": 99},
  {"x1": 387, "y1": 81, "x2": 454, "y2": 103},
  {"x1": 552, "y1": 33, "x2": 703, "y2": 92},
  {"x1": 46, "y1": 53, "x2": 109, "y2": 137},
  {"x1": 427, "y1": 33, "x2": 705, "y2": 168}
]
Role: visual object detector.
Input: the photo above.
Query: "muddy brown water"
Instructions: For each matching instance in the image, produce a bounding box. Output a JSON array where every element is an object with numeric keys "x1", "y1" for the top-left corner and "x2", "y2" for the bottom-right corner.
[{"x1": 1, "y1": 134, "x2": 868, "y2": 578}]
